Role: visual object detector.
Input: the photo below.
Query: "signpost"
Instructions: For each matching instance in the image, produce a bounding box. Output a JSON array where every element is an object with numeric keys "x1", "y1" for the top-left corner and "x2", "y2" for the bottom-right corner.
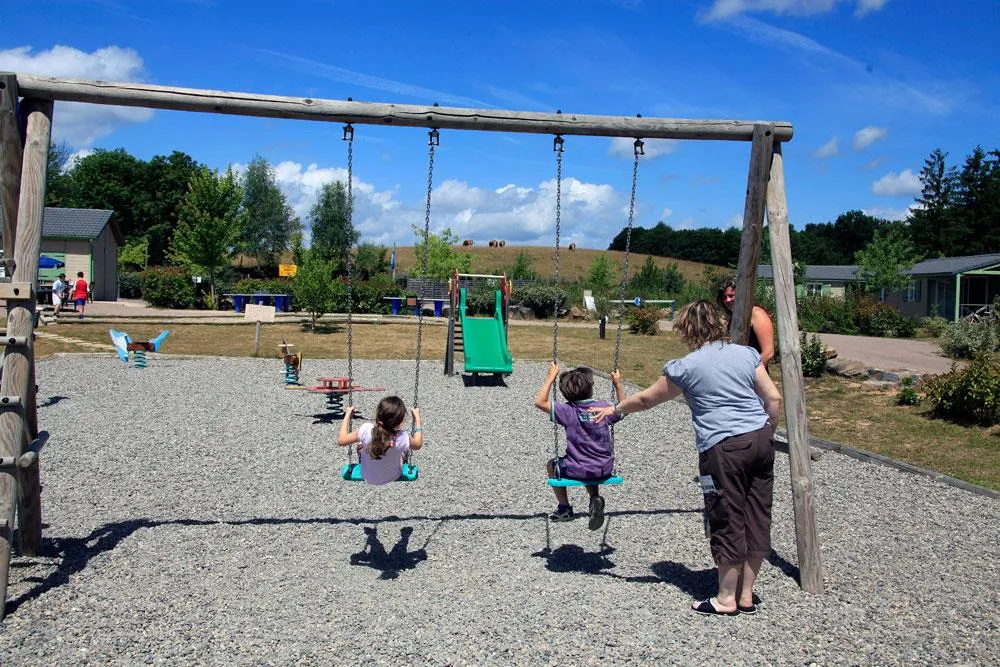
[
  {"x1": 278, "y1": 264, "x2": 297, "y2": 277},
  {"x1": 245, "y1": 304, "x2": 276, "y2": 357}
]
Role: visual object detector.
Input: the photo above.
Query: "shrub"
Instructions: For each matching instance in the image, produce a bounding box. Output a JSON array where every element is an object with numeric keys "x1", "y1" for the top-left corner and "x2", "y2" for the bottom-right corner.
[
  {"x1": 800, "y1": 333, "x2": 827, "y2": 377},
  {"x1": 851, "y1": 294, "x2": 897, "y2": 337},
  {"x1": 920, "y1": 315, "x2": 949, "y2": 338},
  {"x1": 797, "y1": 295, "x2": 857, "y2": 334},
  {"x1": 625, "y1": 307, "x2": 660, "y2": 335},
  {"x1": 895, "y1": 376, "x2": 920, "y2": 406},
  {"x1": 466, "y1": 284, "x2": 500, "y2": 316},
  {"x1": 923, "y1": 357, "x2": 1000, "y2": 426},
  {"x1": 119, "y1": 271, "x2": 143, "y2": 299},
  {"x1": 140, "y1": 267, "x2": 197, "y2": 309},
  {"x1": 513, "y1": 283, "x2": 568, "y2": 319},
  {"x1": 232, "y1": 278, "x2": 292, "y2": 295},
  {"x1": 940, "y1": 319, "x2": 999, "y2": 359}
]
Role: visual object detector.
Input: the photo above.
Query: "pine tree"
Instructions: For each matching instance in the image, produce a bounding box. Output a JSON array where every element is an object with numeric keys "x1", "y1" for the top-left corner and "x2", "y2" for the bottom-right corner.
[
  {"x1": 909, "y1": 148, "x2": 958, "y2": 257},
  {"x1": 241, "y1": 155, "x2": 294, "y2": 271}
]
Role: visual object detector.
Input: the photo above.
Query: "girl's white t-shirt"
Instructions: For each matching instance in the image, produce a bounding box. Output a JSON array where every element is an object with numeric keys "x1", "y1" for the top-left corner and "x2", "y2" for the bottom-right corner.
[{"x1": 356, "y1": 422, "x2": 411, "y2": 486}]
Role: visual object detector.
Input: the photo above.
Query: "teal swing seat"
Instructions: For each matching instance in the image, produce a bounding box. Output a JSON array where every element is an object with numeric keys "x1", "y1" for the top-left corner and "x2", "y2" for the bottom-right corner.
[
  {"x1": 341, "y1": 462, "x2": 420, "y2": 483},
  {"x1": 547, "y1": 475, "x2": 623, "y2": 488}
]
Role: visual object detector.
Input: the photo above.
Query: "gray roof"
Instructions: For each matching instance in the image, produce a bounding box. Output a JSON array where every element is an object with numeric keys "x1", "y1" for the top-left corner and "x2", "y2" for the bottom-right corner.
[
  {"x1": 42, "y1": 207, "x2": 121, "y2": 243},
  {"x1": 758, "y1": 264, "x2": 862, "y2": 282},
  {"x1": 907, "y1": 254, "x2": 1000, "y2": 276}
]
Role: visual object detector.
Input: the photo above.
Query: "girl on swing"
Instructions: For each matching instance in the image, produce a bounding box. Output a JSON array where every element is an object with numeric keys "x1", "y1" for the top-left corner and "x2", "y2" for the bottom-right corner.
[{"x1": 338, "y1": 397, "x2": 423, "y2": 485}]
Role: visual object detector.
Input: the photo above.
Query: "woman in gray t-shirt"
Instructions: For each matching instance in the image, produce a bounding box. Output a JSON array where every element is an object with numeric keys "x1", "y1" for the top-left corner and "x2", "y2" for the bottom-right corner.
[{"x1": 591, "y1": 300, "x2": 782, "y2": 616}]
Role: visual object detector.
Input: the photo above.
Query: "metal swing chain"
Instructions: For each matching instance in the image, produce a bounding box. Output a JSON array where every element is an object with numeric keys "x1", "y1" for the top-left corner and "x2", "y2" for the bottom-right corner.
[
  {"x1": 414, "y1": 128, "x2": 439, "y2": 410},
  {"x1": 343, "y1": 123, "x2": 356, "y2": 466},
  {"x1": 551, "y1": 135, "x2": 565, "y2": 467},
  {"x1": 609, "y1": 139, "x2": 643, "y2": 464}
]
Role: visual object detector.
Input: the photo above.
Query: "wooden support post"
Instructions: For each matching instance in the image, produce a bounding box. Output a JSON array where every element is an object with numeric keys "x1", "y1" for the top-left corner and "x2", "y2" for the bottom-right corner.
[
  {"x1": 0, "y1": 99, "x2": 51, "y2": 615},
  {"x1": 0, "y1": 73, "x2": 23, "y2": 273},
  {"x1": 253, "y1": 320, "x2": 262, "y2": 357},
  {"x1": 766, "y1": 142, "x2": 824, "y2": 594},
  {"x1": 731, "y1": 123, "x2": 774, "y2": 345}
]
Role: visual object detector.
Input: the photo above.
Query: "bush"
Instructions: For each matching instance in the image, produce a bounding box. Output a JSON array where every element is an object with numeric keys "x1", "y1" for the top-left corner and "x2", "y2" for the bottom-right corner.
[
  {"x1": 513, "y1": 283, "x2": 568, "y2": 319},
  {"x1": 140, "y1": 267, "x2": 197, "y2": 309},
  {"x1": 800, "y1": 333, "x2": 827, "y2": 377},
  {"x1": 895, "y1": 376, "x2": 920, "y2": 406},
  {"x1": 923, "y1": 357, "x2": 1000, "y2": 426},
  {"x1": 119, "y1": 271, "x2": 143, "y2": 299},
  {"x1": 466, "y1": 284, "x2": 500, "y2": 316},
  {"x1": 231, "y1": 278, "x2": 292, "y2": 295},
  {"x1": 940, "y1": 319, "x2": 999, "y2": 359},
  {"x1": 920, "y1": 315, "x2": 949, "y2": 338},
  {"x1": 798, "y1": 295, "x2": 857, "y2": 334},
  {"x1": 625, "y1": 307, "x2": 660, "y2": 335}
]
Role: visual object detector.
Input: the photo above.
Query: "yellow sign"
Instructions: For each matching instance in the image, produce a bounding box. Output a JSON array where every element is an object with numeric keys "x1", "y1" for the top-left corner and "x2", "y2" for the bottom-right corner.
[{"x1": 278, "y1": 264, "x2": 297, "y2": 277}]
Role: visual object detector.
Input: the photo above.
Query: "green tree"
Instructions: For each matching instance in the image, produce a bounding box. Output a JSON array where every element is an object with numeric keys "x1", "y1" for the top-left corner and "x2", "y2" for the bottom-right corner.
[
  {"x1": 910, "y1": 148, "x2": 958, "y2": 258},
  {"x1": 290, "y1": 227, "x2": 305, "y2": 265},
  {"x1": 506, "y1": 250, "x2": 537, "y2": 280},
  {"x1": 588, "y1": 255, "x2": 615, "y2": 293},
  {"x1": 118, "y1": 238, "x2": 149, "y2": 272},
  {"x1": 142, "y1": 151, "x2": 204, "y2": 265},
  {"x1": 241, "y1": 154, "x2": 295, "y2": 271},
  {"x1": 63, "y1": 148, "x2": 148, "y2": 240},
  {"x1": 954, "y1": 147, "x2": 1000, "y2": 254},
  {"x1": 45, "y1": 142, "x2": 73, "y2": 207},
  {"x1": 293, "y1": 250, "x2": 336, "y2": 328},
  {"x1": 170, "y1": 166, "x2": 243, "y2": 308},
  {"x1": 310, "y1": 181, "x2": 356, "y2": 269},
  {"x1": 354, "y1": 242, "x2": 390, "y2": 280},
  {"x1": 411, "y1": 225, "x2": 471, "y2": 278},
  {"x1": 854, "y1": 224, "x2": 922, "y2": 293}
]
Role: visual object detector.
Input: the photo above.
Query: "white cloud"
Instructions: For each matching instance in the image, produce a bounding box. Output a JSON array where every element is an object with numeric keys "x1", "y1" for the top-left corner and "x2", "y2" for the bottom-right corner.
[
  {"x1": 726, "y1": 213, "x2": 744, "y2": 228},
  {"x1": 852, "y1": 126, "x2": 887, "y2": 151},
  {"x1": 864, "y1": 155, "x2": 888, "y2": 170},
  {"x1": 872, "y1": 168, "x2": 921, "y2": 197},
  {"x1": 269, "y1": 160, "x2": 629, "y2": 248},
  {"x1": 661, "y1": 208, "x2": 673, "y2": 218},
  {"x1": 813, "y1": 137, "x2": 839, "y2": 159},
  {"x1": 0, "y1": 45, "x2": 153, "y2": 147},
  {"x1": 703, "y1": 0, "x2": 887, "y2": 20},
  {"x1": 862, "y1": 204, "x2": 919, "y2": 221},
  {"x1": 64, "y1": 149, "x2": 94, "y2": 172},
  {"x1": 608, "y1": 137, "x2": 677, "y2": 160}
]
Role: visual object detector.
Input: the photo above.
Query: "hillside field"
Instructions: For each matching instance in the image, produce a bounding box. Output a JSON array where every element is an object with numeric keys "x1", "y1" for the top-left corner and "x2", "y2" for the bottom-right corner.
[{"x1": 391, "y1": 245, "x2": 723, "y2": 283}]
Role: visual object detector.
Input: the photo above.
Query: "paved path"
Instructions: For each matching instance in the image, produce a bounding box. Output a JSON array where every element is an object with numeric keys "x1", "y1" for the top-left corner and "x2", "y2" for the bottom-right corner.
[{"x1": 814, "y1": 332, "x2": 956, "y2": 375}]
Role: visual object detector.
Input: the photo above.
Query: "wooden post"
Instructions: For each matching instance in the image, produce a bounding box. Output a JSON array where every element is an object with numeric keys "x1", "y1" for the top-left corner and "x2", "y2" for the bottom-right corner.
[
  {"x1": 731, "y1": 124, "x2": 774, "y2": 344},
  {"x1": 253, "y1": 320, "x2": 262, "y2": 357},
  {"x1": 766, "y1": 142, "x2": 824, "y2": 594},
  {"x1": 0, "y1": 73, "x2": 22, "y2": 272},
  {"x1": 0, "y1": 99, "x2": 51, "y2": 617}
]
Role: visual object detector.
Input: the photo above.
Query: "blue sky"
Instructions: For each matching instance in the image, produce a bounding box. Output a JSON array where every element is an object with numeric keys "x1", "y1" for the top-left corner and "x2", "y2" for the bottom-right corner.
[{"x1": 4, "y1": 0, "x2": 999, "y2": 249}]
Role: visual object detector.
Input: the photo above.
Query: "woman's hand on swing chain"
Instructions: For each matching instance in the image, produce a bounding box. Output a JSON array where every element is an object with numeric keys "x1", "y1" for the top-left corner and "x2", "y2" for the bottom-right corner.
[{"x1": 588, "y1": 405, "x2": 616, "y2": 424}]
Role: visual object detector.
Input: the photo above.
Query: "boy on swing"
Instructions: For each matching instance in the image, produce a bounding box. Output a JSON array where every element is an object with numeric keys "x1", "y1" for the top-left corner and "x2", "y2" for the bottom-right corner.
[{"x1": 534, "y1": 362, "x2": 626, "y2": 529}]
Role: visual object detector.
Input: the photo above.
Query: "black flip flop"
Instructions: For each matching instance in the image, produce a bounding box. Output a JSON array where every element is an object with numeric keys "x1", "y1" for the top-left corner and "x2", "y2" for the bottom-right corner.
[
  {"x1": 692, "y1": 599, "x2": 738, "y2": 616},
  {"x1": 738, "y1": 603, "x2": 758, "y2": 615}
]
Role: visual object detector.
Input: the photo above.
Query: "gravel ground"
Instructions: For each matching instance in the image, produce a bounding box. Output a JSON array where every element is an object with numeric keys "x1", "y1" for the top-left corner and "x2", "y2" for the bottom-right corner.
[{"x1": 1, "y1": 355, "x2": 998, "y2": 665}]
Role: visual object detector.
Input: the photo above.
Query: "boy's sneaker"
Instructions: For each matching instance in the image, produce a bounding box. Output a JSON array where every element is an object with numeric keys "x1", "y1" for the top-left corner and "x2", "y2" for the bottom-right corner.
[
  {"x1": 588, "y1": 495, "x2": 606, "y2": 530},
  {"x1": 549, "y1": 505, "x2": 575, "y2": 522}
]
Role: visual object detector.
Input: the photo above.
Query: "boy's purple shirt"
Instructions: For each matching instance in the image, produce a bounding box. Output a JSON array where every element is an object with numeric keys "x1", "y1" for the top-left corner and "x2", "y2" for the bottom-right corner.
[{"x1": 551, "y1": 399, "x2": 621, "y2": 479}]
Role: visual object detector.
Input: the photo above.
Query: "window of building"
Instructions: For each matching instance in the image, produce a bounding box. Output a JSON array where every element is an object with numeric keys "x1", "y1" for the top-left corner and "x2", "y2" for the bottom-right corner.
[
  {"x1": 806, "y1": 282, "x2": 824, "y2": 296},
  {"x1": 904, "y1": 280, "x2": 921, "y2": 302}
]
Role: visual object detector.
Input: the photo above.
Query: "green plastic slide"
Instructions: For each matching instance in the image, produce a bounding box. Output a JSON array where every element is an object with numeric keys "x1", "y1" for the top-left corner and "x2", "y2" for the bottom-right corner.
[{"x1": 459, "y1": 289, "x2": 513, "y2": 374}]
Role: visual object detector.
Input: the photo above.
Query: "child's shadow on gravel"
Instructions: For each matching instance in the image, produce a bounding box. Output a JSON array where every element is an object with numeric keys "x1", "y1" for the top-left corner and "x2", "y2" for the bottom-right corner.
[
  {"x1": 350, "y1": 526, "x2": 427, "y2": 580},
  {"x1": 532, "y1": 544, "x2": 622, "y2": 577}
]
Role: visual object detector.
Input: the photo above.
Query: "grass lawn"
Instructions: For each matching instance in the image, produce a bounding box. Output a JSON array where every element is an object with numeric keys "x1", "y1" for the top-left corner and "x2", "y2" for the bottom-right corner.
[{"x1": 36, "y1": 320, "x2": 999, "y2": 491}]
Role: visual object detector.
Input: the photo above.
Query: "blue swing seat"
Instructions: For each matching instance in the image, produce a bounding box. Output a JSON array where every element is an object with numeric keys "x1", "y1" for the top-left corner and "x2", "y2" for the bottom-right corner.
[
  {"x1": 341, "y1": 462, "x2": 420, "y2": 483},
  {"x1": 547, "y1": 475, "x2": 623, "y2": 488}
]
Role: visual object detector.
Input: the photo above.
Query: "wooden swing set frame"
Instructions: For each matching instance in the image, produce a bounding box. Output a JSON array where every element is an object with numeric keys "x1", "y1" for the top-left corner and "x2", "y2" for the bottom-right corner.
[{"x1": 0, "y1": 72, "x2": 822, "y2": 619}]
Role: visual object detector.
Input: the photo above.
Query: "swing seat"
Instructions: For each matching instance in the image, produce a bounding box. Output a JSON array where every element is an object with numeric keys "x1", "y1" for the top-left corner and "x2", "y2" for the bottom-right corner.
[
  {"x1": 341, "y1": 463, "x2": 420, "y2": 483},
  {"x1": 547, "y1": 475, "x2": 623, "y2": 488}
]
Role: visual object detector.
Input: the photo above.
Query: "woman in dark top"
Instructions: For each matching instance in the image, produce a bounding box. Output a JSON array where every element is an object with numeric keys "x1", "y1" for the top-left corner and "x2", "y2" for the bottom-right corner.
[{"x1": 717, "y1": 276, "x2": 775, "y2": 366}]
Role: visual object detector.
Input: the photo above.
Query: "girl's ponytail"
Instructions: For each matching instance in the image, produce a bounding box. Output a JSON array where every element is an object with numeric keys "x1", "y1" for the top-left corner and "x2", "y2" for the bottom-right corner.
[{"x1": 368, "y1": 396, "x2": 407, "y2": 460}]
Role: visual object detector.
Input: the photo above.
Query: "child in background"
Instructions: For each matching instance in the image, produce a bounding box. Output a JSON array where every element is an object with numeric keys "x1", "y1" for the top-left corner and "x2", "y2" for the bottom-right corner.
[
  {"x1": 72, "y1": 271, "x2": 89, "y2": 319},
  {"x1": 51, "y1": 273, "x2": 66, "y2": 317},
  {"x1": 338, "y1": 397, "x2": 423, "y2": 486},
  {"x1": 534, "y1": 362, "x2": 626, "y2": 530}
]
